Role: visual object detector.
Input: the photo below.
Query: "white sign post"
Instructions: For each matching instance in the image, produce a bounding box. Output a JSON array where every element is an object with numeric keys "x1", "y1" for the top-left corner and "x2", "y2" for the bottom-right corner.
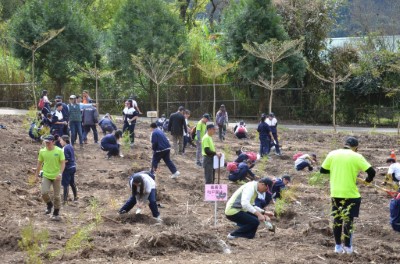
[
  {"x1": 205, "y1": 184, "x2": 228, "y2": 226},
  {"x1": 147, "y1": 111, "x2": 158, "y2": 123}
]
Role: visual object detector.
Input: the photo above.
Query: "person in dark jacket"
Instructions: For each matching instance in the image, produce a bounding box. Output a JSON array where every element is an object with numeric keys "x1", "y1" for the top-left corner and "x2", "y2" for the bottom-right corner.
[
  {"x1": 68, "y1": 95, "x2": 84, "y2": 147},
  {"x1": 228, "y1": 160, "x2": 256, "y2": 183},
  {"x1": 54, "y1": 96, "x2": 69, "y2": 135},
  {"x1": 40, "y1": 90, "x2": 51, "y2": 116},
  {"x1": 59, "y1": 135, "x2": 78, "y2": 204},
  {"x1": 51, "y1": 102, "x2": 67, "y2": 137},
  {"x1": 99, "y1": 113, "x2": 117, "y2": 134},
  {"x1": 150, "y1": 123, "x2": 180, "y2": 179},
  {"x1": 82, "y1": 105, "x2": 99, "y2": 144},
  {"x1": 255, "y1": 175, "x2": 291, "y2": 208},
  {"x1": 101, "y1": 130, "x2": 123, "y2": 159},
  {"x1": 257, "y1": 114, "x2": 273, "y2": 157},
  {"x1": 266, "y1": 113, "x2": 281, "y2": 156},
  {"x1": 168, "y1": 106, "x2": 187, "y2": 155}
]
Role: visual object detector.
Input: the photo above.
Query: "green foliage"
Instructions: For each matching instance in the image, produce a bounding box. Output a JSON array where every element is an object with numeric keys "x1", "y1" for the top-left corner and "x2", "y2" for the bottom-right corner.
[
  {"x1": 18, "y1": 220, "x2": 49, "y2": 264},
  {"x1": 121, "y1": 130, "x2": 131, "y2": 152},
  {"x1": 110, "y1": 0, "x2": 186, "y2": 82},
  {"x1": 308, "y1": 172, "x2": 330, "y2": 187},
  {"x1": 65, "y1": 223, "x2": 95, "y2": 253},
  {"x1": 274, "y1": 187, "x2": 296, "y2": 218},
  {"x1": 9, "y1": 0, "x2": 97, "y2": 93}
]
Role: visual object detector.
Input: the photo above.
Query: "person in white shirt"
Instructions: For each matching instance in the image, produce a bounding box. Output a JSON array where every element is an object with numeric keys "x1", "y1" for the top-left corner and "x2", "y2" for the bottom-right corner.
[
  {"x1": 234, "y1": 121, "x2": 248, "y2": 139},
  {"x1": 265, "y1": 113, "x2": 281, "y2": 156},
  {"x1": 295, "y1": 154, "x2": 317, "y2": 171},
  {"x1": 225, "y1": 178, "x2": 274, "y2": 239},
  {"x1": 118, "y1": 171, "x2": 162, "y2": 222},
  {"x1": 385, "y1": 158, "x2": 400, "y2": 190}
]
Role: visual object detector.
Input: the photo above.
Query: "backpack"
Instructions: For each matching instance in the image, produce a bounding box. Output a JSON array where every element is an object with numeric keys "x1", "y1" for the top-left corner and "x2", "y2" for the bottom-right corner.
[
  {"x1": 292, "y1": 152, "x2": 304, "y2": 161},
  {"x1": 38, "y1": 98, "x2": 45, "y2": 110},
  {"x1": 237, "y1": 126, "x2": 245, "y2": 133},
  {"x1": 226, "y1": 162, "x2": 238, "y2": 172},
  {"x1": 162, "y1": 119, "x2": 169, "y2": 132}
]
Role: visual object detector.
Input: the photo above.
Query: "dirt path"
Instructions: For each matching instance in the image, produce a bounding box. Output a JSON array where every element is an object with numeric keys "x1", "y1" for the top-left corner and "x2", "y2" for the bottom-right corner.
[{"x1": 0, "y1": 115, "x2": 399, "y2": 263}]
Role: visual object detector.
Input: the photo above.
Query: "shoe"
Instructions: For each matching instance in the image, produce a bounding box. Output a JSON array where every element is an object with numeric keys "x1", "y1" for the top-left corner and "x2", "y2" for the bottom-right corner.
[
  {"x1": 153, "y1": 216, "x2": 163, "y2": 223},
  {"x1": 227, "y1": 234, "x2": 237, "y2": 240},
  {"x1": 106, "y1": 155, "x2": 111, "y2": 160},
  {"x1": 275, "y1": 153, "x2": 282, "y2": 156},
  {"x1": 50, "y1": 215, "x2": 61, "y2": 221},
  {"x1": 237, "y1": 180, "x2": 246, "y2": 185},
  {"x1": 343, "y1": 246, "x2": 353, "y2": 254},
  {"x1": 171, "y1": 171, "x2": 180, "y2": 179},
  {"x1": 118, "y1": 210, "x2": 127, "y2": 215},
  {"x1": 45, "y1": 202, "x2": 53, "y2": 215},
  {"x1": 73, "y1": 197, "x2": 79, "y2": 203},
  {"x1": 119, "y1": 154, "x2": 124, "y2": 158},
  {"x1": 334, "y1": 244, "x2": 345, "y2": 253},
  {"x1": 196, "y1": 161, "x2": 202, "y2": 167}
]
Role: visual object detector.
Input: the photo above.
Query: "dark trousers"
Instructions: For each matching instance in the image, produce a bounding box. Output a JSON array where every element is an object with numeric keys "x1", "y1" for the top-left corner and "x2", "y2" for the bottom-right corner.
[
  {"x1": 270, "y1": 133, "x2": 281, "y2": 154},
  {"x1": 119, "y1": 189, "x2": 159, "y2": 217},
  {"x1": 226, "y1": 211, "x2": 260, "y2": 239},
  {"x1": 101, "y1": 143, "x2": 120, "y2": 157},
  {"x1": 70, "y1": 121, "x2": 83, "y2": 145},
  {"x1": 123, "y1": 122, "x2": 135, "y2": 144},
  {"x1": 218, "y1": 124, "x2": 226, "y2": 141},
  {"x1": 151, "y1": 149, "x2": 177, "y2": 174},
  {"x1": 296, "y1": 161, "x2": 313, "y2": 171},
  {"x1": 203, "y1": 156, "x2": 215, "y2": 184},
  {"x1": 62, "y1": 167, "x2": 77, "y2": 201},
  {"x1": 259, "y1": 136, "x2": 270, "y2": 156},
  {"x1": 83, "y1": 125, "x2": 99, "y2": 143},
  {"x1": 332, "y1": 197, "x2": 361, "y2": 247}
]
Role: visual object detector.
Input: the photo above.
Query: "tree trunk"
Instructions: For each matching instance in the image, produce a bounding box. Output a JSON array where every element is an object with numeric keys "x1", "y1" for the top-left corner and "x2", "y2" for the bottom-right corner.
[
  {"x1": 332, "y1": 79, "x2": 336, "y2": 133},
  {"x1": 213, "y1": 78, "x2": 216, "y2": 122},
  {"x1": 156, "y1": 83, "x2": 160, "y2": 117},
  {"x1": 32, "y1": 50, "x2": 37, "y2": 108},
  {"x1": 149, "y1": 81, "x2": 155, "y2": 111},
  {"x1": 269, "y1": 89, "x2": 274, "y2": 114},
  {"x1": 95, "y1": 61, "x2": 99, "y2": 114},
  {"x1": 55, "y1": 80, "x2": 63, "y2": 99}
]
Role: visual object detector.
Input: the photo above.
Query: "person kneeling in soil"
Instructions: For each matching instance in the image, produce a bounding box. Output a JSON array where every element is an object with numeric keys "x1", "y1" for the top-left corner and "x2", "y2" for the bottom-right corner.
[
  {"x1": 384, "y1": 158, "x2": 400, "y2": 191},
  {"x1": 295, "y1": 153, "x2": 317, "y2": 171},
  {"x1": 254, "y1": 175, "x2": 291, "y2": 209},
  {"x1": 100, "y1": 130, "x2": 123, "y2": 159},
  {"x1": 234, "y1": 121, "x2": 248, "y2": 139},
  {"x1": 118, "y1": 172, "x2": 162, "y2": 222},
  {"x1": 59, "y1": 135, "x2": 78, "y2": 204},
  {"x1": 225, "y1": 178, "x2": 274, "y2": 239},
  {"x1": 228, "y1": 159, "x2": 256, "y2": 184}
]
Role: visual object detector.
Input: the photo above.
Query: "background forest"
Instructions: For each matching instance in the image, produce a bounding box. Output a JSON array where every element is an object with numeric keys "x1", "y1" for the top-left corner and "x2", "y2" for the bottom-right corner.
[{"x1": 1, "y1": 0, "x2": 400, "y2": 125}]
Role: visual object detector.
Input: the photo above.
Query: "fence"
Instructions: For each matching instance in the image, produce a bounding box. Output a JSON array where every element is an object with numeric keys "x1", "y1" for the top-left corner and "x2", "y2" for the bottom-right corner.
[{"x1": 0, "y1": 82, "x2": 398, "y2": 126}]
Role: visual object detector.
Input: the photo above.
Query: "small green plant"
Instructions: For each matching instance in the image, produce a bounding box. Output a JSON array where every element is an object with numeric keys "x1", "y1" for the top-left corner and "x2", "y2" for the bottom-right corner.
[
  {"x1": 18, "y1": 220, "x2": 49, "y2": 264},
  {"x1": 332, "y1": 199, "x2": 355, "y2": 242},
  {"x1": 255, "y1": 156, "x2": 269, "y2": 173},
  {"x1": 369, "y1": 124, "x2": 377, "y2": 135},
  {"x1": 89, "y1": 197, "x2": 103, "y2": 226},
  {"x1": 308, "y1": 172, "x2": 330, "y2": 187},
  {"x1": 64, "y1": 223, "x2": 95, "y2": 253},
  {"x1": 121, "y1": 131, "x2": 131, "y2": 152},
  {"x1": 223, "y1": 145, "x2": 233, "y2": 162},
  {"x1": 274, "y1": 187, "x2": 297, "y2": 218}
]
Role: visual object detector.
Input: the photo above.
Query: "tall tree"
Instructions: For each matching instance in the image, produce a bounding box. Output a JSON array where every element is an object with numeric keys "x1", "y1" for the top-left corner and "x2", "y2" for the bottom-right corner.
[
  {"x1": 9, "y1": 0, "x2": 97, "y2": 95},
  {"x1": 243, "y1": 38, "x2": 304, "y2": 113},
  {"x1": 110, "y1": 0, "x2": 186, "y2": 85},
  {"x1": 220, "y1": 0, "x2": 306, "y2": 112}
]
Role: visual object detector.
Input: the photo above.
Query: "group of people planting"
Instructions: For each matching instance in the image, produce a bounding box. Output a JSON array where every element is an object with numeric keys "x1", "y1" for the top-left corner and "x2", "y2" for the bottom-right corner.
[{"x1": 31, "y1": 98, "x2": 400, "y2": 254}]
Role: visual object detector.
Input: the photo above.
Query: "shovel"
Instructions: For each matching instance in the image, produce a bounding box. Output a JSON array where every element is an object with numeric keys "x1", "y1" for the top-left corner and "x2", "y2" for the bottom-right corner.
[{"x1": 357, "y1": 178, "x2": 399, "y2": 198}]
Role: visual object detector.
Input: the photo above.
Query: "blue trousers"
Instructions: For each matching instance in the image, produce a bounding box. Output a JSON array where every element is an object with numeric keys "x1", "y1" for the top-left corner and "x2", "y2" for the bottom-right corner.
[
  {"x1": 226, "y1": 211, "x2": 260, "y2": 239},
  {"x1": 151, "y1": 149, "x2": 177, "y2": 174},
  {"x1": 270, "y1": 133, "x2": 281, "y2": 154},
  {"x1": 296, "y1": 161, "x2": 313, "y2": 171},
  {"x1": 259, "y1": 136, "x2": 270, "y2": 156},
  {"x1": 83, "y1": 125, "x2": 99, "y2": 143},
  {"x1": 70, "y1": 121, "x2": 83, "y2": 145},
  {"x1": 101, "y1": 143, "x2": 120, "y2": 157},
  {"x1": 120, "y1": 189, "x2": 159, "y2": 217}
]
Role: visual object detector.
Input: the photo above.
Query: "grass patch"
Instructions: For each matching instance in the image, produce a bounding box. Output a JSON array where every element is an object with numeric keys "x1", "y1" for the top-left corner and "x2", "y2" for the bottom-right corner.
[
  {"x1": 308, "y1": 172, "x2": 329, "y2": 187},
  {"x1": 18, "y1": 220, "x2": 49, "y2": 264}
]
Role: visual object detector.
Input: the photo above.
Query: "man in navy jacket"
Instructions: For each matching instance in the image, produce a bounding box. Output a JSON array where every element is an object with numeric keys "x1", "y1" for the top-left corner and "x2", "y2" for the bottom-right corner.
[
  {"x1": 168, "y1": 106, "x2": 187, "y2": 155},
  {"x1": 150, "y1": 123, "x2": 180, "y2": 179}
]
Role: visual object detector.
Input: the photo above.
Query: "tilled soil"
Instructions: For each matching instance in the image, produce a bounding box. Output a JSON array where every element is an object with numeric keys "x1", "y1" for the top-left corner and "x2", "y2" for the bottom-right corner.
[{"x1": 0, "y1": 115, "x2": 399, "y2": 263}]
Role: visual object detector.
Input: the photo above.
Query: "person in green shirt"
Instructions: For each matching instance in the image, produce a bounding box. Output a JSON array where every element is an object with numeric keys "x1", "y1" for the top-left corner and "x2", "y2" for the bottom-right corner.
[
  {"x1": 35, "y1": 135, "x2": 66, "y2": 221},
  {"x1": 195, "y1": 113, "x2": 210, "y2": 167},
  {"x1": 201, "y1": 124, "x2": 221, "y2": 184},
  {"x1": 320, "y1": 136, "x2": 375, "y2": 254}
]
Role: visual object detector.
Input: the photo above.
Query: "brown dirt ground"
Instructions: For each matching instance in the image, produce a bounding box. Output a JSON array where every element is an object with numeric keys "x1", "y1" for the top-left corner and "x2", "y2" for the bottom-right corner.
[{"x1": 0, "y1": 115, "x2": 400, "y2": 264}]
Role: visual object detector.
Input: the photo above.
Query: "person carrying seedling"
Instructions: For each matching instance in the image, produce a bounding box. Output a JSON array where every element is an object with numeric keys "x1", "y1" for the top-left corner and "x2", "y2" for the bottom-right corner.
[
  {"x1": 118, "y1": 171, "x2": 162, "y2": 223},
  {"x1": 383, "y1": 158, "x2": 400, "y2": 191},
  {"x1": 295, "y1": 153, "x2": 317, "y2": 171},
  {"x1": 225, "y1": 177, "x2": 275, "y2": 239},
  {"x1": 320, "y1": 136, "x2": 375, "y2": 254}
]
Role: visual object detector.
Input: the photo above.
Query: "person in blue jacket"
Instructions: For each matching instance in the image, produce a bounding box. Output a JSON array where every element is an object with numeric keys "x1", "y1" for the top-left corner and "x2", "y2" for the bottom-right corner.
[
  {"x1": 60, "y1": 135, "x2": 78, "y2": 204},
  {"x1": 255, "y1": 175, "x2": 291, "y2": 208},
  {"x1": 228, "y1": 160, "x2": 256, "y2": 183},
  {"x1": 257, "y1": 114, "x2": 273, "y2": 157},
  {"x1": 150, "y1": 123, "x2": 180, "y2": 179},
  {"x1": 101, "y1": 130, "x2": 123, "y2": 159},
  {"x1": 390, "y1": 193, "x2": 400, "y2": 232},
  {"x1": 99, "y1": 113, "x2": 117, "y2": 134}
]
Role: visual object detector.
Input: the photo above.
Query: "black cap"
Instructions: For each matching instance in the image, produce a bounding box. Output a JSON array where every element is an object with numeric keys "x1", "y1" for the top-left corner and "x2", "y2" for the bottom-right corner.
[
  {"x1": 55, "y1": 102, "x2": 63, "y2": 107},
  {"x1": 206, "y1": 124, "x2": 215, "y2": 130},
  {"x1": 178, "y1": 106, "x2": 185, "y2": 111},
  {"x1": 345, "y1": 136, "x2": 359, "y2": 147},
  {"x1": 42, "y1": 135, "x2": 55, "y2": 142},
  {"x1": 259, "y1": 177, "x2": 273, "y2": 189},
  {"x1": 269, "y1": 112, "x2": 275, "y2": 117},
  {"x1": 203, "y1": 113, "x2": 210, "y2": 120}
]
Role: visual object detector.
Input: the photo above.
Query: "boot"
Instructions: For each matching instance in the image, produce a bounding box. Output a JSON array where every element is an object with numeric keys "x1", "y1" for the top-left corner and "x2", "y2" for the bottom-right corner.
[{"x1": 45, "y1": 202, "x2": 53, "y2": 214}]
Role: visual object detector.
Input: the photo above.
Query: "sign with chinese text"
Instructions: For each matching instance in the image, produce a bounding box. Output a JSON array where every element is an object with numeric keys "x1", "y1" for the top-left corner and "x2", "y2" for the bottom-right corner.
[{"x1": 205, "y1": 184, "x2": 228, "y2": 201}]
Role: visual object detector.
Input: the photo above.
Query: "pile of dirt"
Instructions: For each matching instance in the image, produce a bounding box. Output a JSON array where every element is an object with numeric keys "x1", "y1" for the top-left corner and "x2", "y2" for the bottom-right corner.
[{"x1": 0, "y1": 115, "x2": 400, "y2": 263}]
